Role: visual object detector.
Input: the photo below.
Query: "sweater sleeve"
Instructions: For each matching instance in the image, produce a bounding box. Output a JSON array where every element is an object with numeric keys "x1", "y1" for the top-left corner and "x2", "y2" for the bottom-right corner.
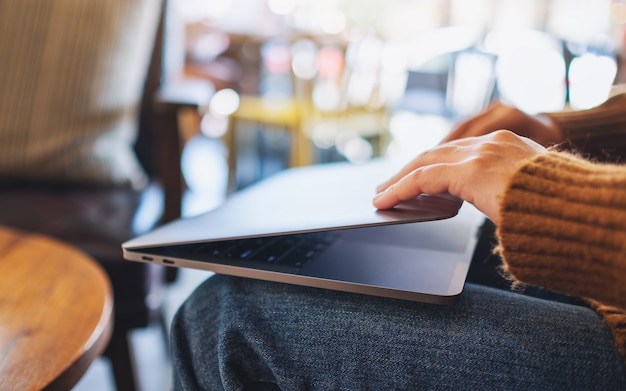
[
  {"x1": 544, "y1": 93, "x2": 626, "y2": 162},
  {"x1": 496, "y1": 151, "x2": 626, "y2": 311}
]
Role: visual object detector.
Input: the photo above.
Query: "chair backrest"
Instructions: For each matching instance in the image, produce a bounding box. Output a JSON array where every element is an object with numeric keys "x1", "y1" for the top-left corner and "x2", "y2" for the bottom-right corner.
[{"x1": 0, "y1": 0, "x2": 166, "y2": 188}]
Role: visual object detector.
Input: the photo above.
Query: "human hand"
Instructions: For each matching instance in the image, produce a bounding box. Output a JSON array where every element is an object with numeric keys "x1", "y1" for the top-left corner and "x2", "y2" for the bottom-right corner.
[
  {"x1": 373, "y1": 130, "x2": 547, "y2": 225},
  {"x1": 441, "y1": 102, "x2": 563, "y2": 147}
]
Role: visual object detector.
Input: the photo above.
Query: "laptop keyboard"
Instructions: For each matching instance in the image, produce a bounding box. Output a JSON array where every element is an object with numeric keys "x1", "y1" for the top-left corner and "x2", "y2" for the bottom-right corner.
[{"x1": 159, "y1": 231, "x2": 338, "y2": 270}]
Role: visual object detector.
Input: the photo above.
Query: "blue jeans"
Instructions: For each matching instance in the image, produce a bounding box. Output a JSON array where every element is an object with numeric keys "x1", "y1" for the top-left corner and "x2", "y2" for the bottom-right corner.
[{"x1": 170, "y1": 274, "x2": 626, "y2": 390}]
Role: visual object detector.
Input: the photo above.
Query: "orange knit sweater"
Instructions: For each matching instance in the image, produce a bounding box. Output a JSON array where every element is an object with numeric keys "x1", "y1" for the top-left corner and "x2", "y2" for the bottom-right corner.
[{"x1": 496, "y1": 93, "x2": 626, "y2": 364}]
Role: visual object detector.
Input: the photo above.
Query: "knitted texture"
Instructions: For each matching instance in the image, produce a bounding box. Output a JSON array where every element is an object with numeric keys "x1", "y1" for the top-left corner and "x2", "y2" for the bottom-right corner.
[{"x1": 497, "y1": 151, "x2": 626, "y2": 364}]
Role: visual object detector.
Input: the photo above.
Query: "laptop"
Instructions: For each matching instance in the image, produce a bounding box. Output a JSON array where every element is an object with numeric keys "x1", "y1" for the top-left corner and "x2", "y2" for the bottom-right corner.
[{"x1": 122, "y1": 159, "x2": 485, "y2": 304}]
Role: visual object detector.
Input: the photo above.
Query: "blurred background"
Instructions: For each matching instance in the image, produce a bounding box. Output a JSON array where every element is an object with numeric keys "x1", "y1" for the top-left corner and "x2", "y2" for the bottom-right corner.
[{"x1": 164, "y1": 0, "x2": 626, "y2": 217}]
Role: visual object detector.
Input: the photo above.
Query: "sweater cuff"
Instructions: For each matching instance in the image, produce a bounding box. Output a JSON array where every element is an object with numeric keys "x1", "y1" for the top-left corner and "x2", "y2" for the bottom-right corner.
[{"x1": 496, "y1": 151, "x2": 626, "y2": 309}]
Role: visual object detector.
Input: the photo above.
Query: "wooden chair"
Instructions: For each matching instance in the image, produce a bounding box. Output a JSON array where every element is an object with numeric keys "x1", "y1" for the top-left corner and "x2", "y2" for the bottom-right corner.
[{"x1": 0, "y1": 1, "x2": 212, "y2": 389}]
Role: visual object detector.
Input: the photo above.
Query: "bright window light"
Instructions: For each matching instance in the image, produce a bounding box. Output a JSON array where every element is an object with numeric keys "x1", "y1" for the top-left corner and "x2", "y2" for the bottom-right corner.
[{"x1": 209, "y1": 89, "x2": 240, "y2": 116}]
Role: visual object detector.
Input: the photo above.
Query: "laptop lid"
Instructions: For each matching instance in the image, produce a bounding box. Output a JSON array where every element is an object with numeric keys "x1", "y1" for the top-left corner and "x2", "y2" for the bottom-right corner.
[{"x1": 123, "y1": 159, "x2": 463, "y2": 250}]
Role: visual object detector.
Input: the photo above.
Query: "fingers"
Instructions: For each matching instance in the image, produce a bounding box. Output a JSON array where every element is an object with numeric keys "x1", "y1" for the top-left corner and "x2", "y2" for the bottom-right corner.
[
  {"x1": 373, "y1": 163, "x2": 457, "y2": 210},
  {"x1": 376, "y1": 137, "x2": 478, "y2": 193},
  {"x1": 375, "y1": 150, "x2": 440, "y2": 193}
]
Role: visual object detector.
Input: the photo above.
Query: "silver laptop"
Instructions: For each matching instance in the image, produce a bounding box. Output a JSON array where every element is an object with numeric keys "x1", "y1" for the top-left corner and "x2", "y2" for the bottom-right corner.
[{"x1": 122, "y1": 159, "x2": 485, "y2": 304}]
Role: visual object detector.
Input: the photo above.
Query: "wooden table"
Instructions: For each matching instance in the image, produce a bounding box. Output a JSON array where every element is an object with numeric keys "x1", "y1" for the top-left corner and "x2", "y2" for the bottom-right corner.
[{"x1": 0, "y1": 226, "x2": 113, "y2": 391}]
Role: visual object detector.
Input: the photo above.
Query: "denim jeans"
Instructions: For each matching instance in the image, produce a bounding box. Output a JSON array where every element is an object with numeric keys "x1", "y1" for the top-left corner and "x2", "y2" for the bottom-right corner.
[
  {"x1": 170, "y1": 274, "x2": 625, "y2": 391},
  {"x1": 170, "y1": 220, "x2": 626, "y2": 390}
]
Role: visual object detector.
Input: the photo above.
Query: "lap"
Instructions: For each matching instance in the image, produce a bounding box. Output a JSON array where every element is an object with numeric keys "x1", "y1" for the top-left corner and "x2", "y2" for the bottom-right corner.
[{"x1": 171, "y1": 275, "x2": 626, "y2": 391}]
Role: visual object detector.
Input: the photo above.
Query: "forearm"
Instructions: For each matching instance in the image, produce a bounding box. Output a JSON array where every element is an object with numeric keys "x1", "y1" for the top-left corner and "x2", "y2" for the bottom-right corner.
[
  {"x1": 544, "y1": 93, "x2": 626, "y2": 162},
  {"x1": 496, "y1": 151, "x2": 626, "y2": 310}
]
